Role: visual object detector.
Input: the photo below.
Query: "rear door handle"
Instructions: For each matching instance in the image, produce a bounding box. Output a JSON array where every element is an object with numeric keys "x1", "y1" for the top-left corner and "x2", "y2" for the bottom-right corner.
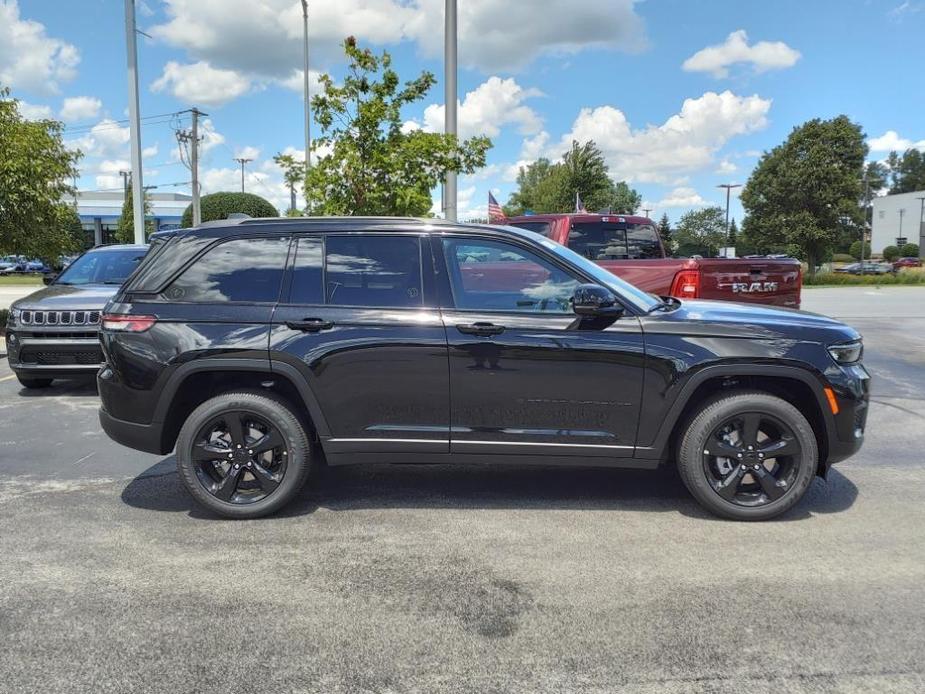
[
  {"x1": 286, "y1": 318, "x2": 334, "y2": 333},
  {"x1": 456, "y1": 322, "x2": 505, "y2": 336}
]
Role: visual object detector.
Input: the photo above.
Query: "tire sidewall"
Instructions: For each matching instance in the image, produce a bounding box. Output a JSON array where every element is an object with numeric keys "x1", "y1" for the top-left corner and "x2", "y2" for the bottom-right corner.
[
  {"x1": 175, "y1": 392, "x2": 310, "y2": 519},
  {"x1": 678, "y1": 392, "x2": 819, "y2": 521}
]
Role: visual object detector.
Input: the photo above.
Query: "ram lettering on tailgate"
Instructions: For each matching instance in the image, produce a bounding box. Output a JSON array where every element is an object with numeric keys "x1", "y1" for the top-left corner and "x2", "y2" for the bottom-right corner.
[{"x1": 727, "y1": 281, "x2": 779, "y2": 294}]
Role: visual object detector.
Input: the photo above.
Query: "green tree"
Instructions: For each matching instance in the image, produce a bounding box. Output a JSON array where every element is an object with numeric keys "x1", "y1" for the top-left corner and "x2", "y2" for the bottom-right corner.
[
  {"x1": 0, "y1": 87, "x2": 82, "y2": 259},
  {"x1": 728, "y1": 217, "x2": 739, "y2": 247},
  {"x1": 849, "y1": 240, "x2": 871, "y2": 261},
  {"x1": 899, "y1": 243, "x2": 919, "y2": 257},
  {"x1": 605, "y1": 180, "x2": 642, "y2": 214},
  {"x1": 741, "y1": 116, "x2": 866, "y2": 275},
  {"x1": 115, "y1": 186, "x2": 155, "y2": 243},
  {"x1": 306, "y1": 37, "x2": 490, "y2": 216},
  {"x1": 657, "y1": 213, "x2": 672, "y2": 252},
  {"x1": 882, "y1": 245, "x2": 901, "y2": 262},
  {"x1": 886, "y1": 149, "x2": 925, "y2": 194},
  {"x1": 505, "y1": 158, "x2": 565, "y2": 215},
  {"x1": 180, "y1": 191, "x2": 278, "y2": 227},
  {"x1": 273, "y1": 153, "x2": 306, "y2": 214},
  {"x1": 674, "y1": 206, "x2": 726, "y2": 257}
]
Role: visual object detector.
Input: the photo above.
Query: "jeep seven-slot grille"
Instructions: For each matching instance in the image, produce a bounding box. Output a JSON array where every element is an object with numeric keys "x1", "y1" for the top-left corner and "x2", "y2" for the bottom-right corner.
[{"x1": 19, "y1": 310, "x2": 101, "y2": 326}]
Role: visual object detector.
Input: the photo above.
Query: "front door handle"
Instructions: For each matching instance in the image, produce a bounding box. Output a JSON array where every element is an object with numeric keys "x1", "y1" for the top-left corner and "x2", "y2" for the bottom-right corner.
[
  {"x1": 456, "y1": 322, "x2": 505, "y2": 336},
  {"x1": 286, "y1": 318, "x2": 334, "y2": 333}
]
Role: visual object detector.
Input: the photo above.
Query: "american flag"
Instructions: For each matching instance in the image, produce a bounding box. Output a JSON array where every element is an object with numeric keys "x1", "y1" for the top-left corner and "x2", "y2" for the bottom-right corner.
[{"x1": 488, "y1": 191, "x2": 505, "y2": 222}]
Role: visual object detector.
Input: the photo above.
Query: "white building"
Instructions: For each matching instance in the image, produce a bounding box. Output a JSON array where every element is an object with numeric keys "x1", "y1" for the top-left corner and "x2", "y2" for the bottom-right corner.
[
  {"x1": 75, "y1": 191, "x2": 192, "y2": 246},
  {"x1": 871, "y1": 189, "x2": 925, "y2": 255}
]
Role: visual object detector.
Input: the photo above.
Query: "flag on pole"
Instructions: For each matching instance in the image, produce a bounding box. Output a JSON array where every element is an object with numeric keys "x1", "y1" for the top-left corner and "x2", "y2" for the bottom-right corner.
[
  {"x1": 488, "y1": 191, "x2": 506, "y2": 223},
  {"x1": 575, "y1": 191, "x2": 587, "y2": 213}
]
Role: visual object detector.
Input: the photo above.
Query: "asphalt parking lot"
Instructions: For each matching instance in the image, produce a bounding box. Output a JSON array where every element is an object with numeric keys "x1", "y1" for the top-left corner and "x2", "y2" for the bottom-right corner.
[{"x1": 1, "y1": 286, "x2": 924, "y2": 693}]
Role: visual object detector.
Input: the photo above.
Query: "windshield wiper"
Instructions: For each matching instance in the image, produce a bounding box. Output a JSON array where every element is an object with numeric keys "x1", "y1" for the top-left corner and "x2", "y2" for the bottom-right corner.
[{"x1": 102, "y1": 280, "x2": 127, "y2": 285}]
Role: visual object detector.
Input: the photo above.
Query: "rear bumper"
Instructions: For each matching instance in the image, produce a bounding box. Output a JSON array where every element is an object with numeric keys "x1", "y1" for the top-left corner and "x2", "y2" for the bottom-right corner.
[{"x1": 99, "y1": 407, "x2": 168, "y2": 455}]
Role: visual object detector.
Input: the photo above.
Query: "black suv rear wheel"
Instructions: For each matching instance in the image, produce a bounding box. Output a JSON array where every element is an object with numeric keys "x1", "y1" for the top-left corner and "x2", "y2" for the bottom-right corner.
[
  {"x1": 176, "y1": 392, "x2": 312, "y2": 519},
  {"x1": 677, "y1": 391, "x2": 818, "y2": 521}
]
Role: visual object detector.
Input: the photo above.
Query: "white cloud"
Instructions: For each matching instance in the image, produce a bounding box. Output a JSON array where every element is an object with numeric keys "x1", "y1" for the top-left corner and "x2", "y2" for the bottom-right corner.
[
  {"x1": 656, "y1": 187, "x2": 707, "y2": 208},
  {"x1": 868, "y1": 129, "x2": 925, "y2": 152},
  {"x1": 59, "y1": 96, "x2": 102, "y2": 122},
  {"x1": 67, "y1": 118, "x2": 131, "y2": 158},
  {"x1": 715, "y1": 159, "x2": 737, "y2": 174},
  {"x1": 889, "y1": 1, "x2": 924, "y2": 22},
  {"x1": 0, "y1": 0, "x2": 79, "y2": 94},
  {"x1": 419, "y1": 77, "x2": 543, "y2": 140},
  {"x1": 151, "y1": 61, "x2": 253, "y2": 107},
  {"x1": 551, "y1": 90, "x2": 771, "y2": 183},
  {"x1": 147, "y1": 0, "x2": 646, "y2": 103},
  {"x1": 234, "y1": 145, "x2": 261, "y2": 161},
  {"x1": 682, "y1": 30, "x2": 801, "y2": 79},
  {"x1": 142, "y1": 144, "x2": 159, "y2": 159},
  {"x1": 94, "y1": 159, "x2": 131, "y2": 190},
  {"x1": 17, "y1": 100, "x2": 52, "y2": 120},
  {"x1": 276, "y1": 68, "x2": 325, "y2": 95}
]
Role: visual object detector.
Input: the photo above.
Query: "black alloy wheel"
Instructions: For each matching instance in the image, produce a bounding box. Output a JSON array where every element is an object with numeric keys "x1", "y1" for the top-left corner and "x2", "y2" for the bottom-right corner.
[
  {"x1": 677, "y1": 391, "x2": 818, "y2": 521},
  {"x1": 702, "y1": 412, "x2": 801, "y2": 507},
  {"x1": 192, "y1": 411, "x2": 288, "y2": 504},
  {"x1": 176, "y1": 392, "x2": 312, "y2": 519}
]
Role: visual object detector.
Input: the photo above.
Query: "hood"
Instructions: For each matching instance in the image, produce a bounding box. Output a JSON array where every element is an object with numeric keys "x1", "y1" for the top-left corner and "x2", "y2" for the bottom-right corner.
[
  {"x1": 643, "y1": 298, "x2": 860, "y2": 344},
  {"x1": 10, "y1": 283, "x2": 120, "y2": 312}
]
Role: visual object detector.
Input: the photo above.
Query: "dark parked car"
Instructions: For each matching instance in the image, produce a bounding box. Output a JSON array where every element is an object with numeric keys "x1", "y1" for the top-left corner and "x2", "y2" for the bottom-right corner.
[
  {"x1": 5, "y1": 244, "x2": 148, "y2": 388},
  {"x1": 97, "y1": 217, "x2": 869, "y2": 521},
  {"x1": 834, "y1": 262, "x2": 894, "y2": 275}
]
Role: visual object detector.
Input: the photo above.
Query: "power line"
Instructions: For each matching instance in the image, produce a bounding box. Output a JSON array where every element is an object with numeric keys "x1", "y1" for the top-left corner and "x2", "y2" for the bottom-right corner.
[{"x1": 63, "y1": 111, "x2": 187, "y2": 134}]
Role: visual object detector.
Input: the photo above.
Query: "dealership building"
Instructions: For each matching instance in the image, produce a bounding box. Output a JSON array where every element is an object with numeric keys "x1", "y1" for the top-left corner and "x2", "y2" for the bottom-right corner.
[
  {"x1": 870, "y1": 189, "x2": 925, "y2": 255},
  {"x1": 75, "y1": 191, "x2": 192, "y2": 246}
]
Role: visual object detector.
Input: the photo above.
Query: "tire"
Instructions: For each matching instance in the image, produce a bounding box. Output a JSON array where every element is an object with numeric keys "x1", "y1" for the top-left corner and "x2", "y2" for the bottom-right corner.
[
  {"x1": 677, "y1": 391, "x2": 818, "y2": 521},
  {"x1": 17, "y1": 374, "x2": 53, "y2": 389},
  {"x1": 176, "y1": 391, "x2": 312, "y2": 519}
]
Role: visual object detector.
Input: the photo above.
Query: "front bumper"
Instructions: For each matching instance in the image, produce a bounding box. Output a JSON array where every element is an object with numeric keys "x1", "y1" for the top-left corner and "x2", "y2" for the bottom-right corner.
[
  {"x1": 825, "y1": 362, "x2": 870, "y2": 465},
  {"x1": 5, "y1": 329, "x2": 103, "y2": 375}
]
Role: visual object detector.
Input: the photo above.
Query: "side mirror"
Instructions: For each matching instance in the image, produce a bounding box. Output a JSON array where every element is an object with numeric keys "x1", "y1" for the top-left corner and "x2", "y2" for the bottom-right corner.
[
  {"x1": 572, "y1": 283, "x2": 623, "y2": 318},
  {"x1": 42, "y1": 274, "x2": 57, "y2": 286}
]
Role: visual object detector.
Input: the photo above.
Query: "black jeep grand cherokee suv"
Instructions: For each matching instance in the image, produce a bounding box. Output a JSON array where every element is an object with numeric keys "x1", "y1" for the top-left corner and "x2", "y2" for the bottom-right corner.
[{"x1": 98, "y1": 217, "x2": 869, "y2": 520}]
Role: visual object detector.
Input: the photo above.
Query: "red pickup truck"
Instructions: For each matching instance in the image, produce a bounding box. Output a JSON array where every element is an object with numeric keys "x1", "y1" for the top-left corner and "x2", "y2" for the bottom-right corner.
[{"x1": 504, "y1": 213, "x2": 802, "y2": 308}]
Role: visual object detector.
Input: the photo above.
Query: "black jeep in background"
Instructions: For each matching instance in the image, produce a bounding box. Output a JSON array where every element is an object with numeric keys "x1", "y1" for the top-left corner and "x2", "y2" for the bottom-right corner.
[
  {"x1": 5, "y1": 245, "x2": 148, "y2": 388},
  {"x1": 97, "y1": 217, "x2": 870, "y2": 521}
]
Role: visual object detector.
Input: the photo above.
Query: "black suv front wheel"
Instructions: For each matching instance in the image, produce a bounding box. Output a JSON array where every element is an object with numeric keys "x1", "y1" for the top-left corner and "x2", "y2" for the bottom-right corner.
[
  {"x1": 176, "y1": 392, "x2": 312, "y2": 519},
  {"x1": 677, "y1": 391, "x2": 818, "y2": 521}
]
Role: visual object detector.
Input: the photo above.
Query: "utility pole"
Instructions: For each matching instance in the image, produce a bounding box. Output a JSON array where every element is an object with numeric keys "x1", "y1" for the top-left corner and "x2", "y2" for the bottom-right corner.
[
  {"x1": 444, "y1": 0, "x2": 458, "y2": 222},
  {"x1": 916, "y1": 196, "x2": 925, "y2": 260},
  {"x1": 898, "y1": 208, "x2": 906, "y2": 245},
  {"x1": 234, "y1": 157, "x2": 253, "y2": 193},
  {"x1": 642, "y1": 207, "x2": 652, "y2": 218},
  {"x1": 717, "y1": 183, "x2": 742, "y2": 248},
  {"x1": 860, "y1": 175, "x2": 870, "y2": 273},
  {"x1": 124, "y1": 0, "x2": 145, "y2": 243},
  {"x1": 119, "y1": 170, "x2": 131, "y2": 196},
  {"x1": 190, "y1": 107, "x2": 204, "y2": 226},
  {"x1": 301, "y1": 0, "x2": 311, "y2": 210}
]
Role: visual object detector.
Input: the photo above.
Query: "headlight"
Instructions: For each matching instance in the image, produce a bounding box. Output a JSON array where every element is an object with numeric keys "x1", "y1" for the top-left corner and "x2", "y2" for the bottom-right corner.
[
  {"x1": 828, "y1": 340, "x2": 863, "y2": 364},
  {"x1": 7, "y1": 308, "x2": 20, "y2": 327}
]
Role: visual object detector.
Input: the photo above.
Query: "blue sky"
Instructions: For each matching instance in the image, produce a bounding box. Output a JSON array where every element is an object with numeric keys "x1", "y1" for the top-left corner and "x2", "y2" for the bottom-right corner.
[{"x1": 3, "y1": 0, "x2": 924, "y2": 223}]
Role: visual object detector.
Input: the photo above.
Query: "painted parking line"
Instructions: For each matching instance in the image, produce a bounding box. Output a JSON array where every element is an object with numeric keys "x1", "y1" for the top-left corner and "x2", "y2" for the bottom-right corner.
[{"x1": 0, "y1": 374, "x2": 16, "y2": 382}]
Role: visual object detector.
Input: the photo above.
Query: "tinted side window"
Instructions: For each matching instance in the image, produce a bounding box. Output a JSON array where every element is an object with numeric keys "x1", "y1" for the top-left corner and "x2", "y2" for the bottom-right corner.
[
  {"x1": 569, "y1": 223, "x2": 628, "y2": 260},
  {"x1": 442, "y1": 238, "x2": 579, "y2": 313},
  {"x1": 288, "y1": 236, "x2": 324, "y2": 304},
  {"x1": 164, "y1": 237, "x2": 289, "y2": 303},
  {"x1": 325, "y1": 235, "x2": 423, "y2": 308},
  {"x1": 626, "y1": 224, "x2": 661, "y2": 259}
]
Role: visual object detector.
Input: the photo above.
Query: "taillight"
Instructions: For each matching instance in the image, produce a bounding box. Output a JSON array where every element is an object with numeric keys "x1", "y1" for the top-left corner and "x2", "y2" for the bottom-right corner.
[
  {"x1": 669, "y1": 269, "x2": 700, "y2": 299},
  {"x1": 101, "y1": 314, "x2": 157, "y2": 332}
]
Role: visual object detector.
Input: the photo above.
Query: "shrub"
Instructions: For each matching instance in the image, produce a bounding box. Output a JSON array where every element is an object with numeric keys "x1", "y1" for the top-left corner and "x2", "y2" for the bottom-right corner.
[
  {"x1": 848, "y1": 240, "x2": 871, "y2": 260},
  {"x1": 180, "y1": 192, "x2": 278, "y2": 228},
  {"x1": 882, "y1": 245, "x2": 901, "y2": 262},
  {"x1": 832, "y1": 253, "x2": 854, "y2": 263},
  {"x1": 900, "y1": 243, "x2": 919, "y2": 258},
  {"x1": 804, "y1": 270, "x2": 925, "y2": 286}
]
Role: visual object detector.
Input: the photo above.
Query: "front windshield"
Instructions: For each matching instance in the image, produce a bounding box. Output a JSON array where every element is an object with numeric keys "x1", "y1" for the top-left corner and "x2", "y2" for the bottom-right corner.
[
  {"x1": 498, "y1": 226, "x2": 662, "y2": 312},
  {"x1": 55, "y1": 247, "x2": 147, "y2": 286}
]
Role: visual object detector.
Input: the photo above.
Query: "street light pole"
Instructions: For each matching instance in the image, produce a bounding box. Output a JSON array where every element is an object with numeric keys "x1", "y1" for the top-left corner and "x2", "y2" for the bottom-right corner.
[
  {"x1": 124, "y1": 0, "x2": 145, "y2": 243},
  {"x1": 898, "y1": 208, "x2": 905, "y2": 246},
  {"x1": 916, "y1": 197, "x2": 925, "y2": 260},
  {"x1": 444, "y1": 0, "x2": 458, "y2": 222},
  {"x1": 301, "y1": 0, "x2": 311, "y2": 211},
  {"x1": 234, "y1": 157, "x2": 252, "y2": 193},
  {"x1": 717, "y1": 183, "x2": 742, "y2": 250}
]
